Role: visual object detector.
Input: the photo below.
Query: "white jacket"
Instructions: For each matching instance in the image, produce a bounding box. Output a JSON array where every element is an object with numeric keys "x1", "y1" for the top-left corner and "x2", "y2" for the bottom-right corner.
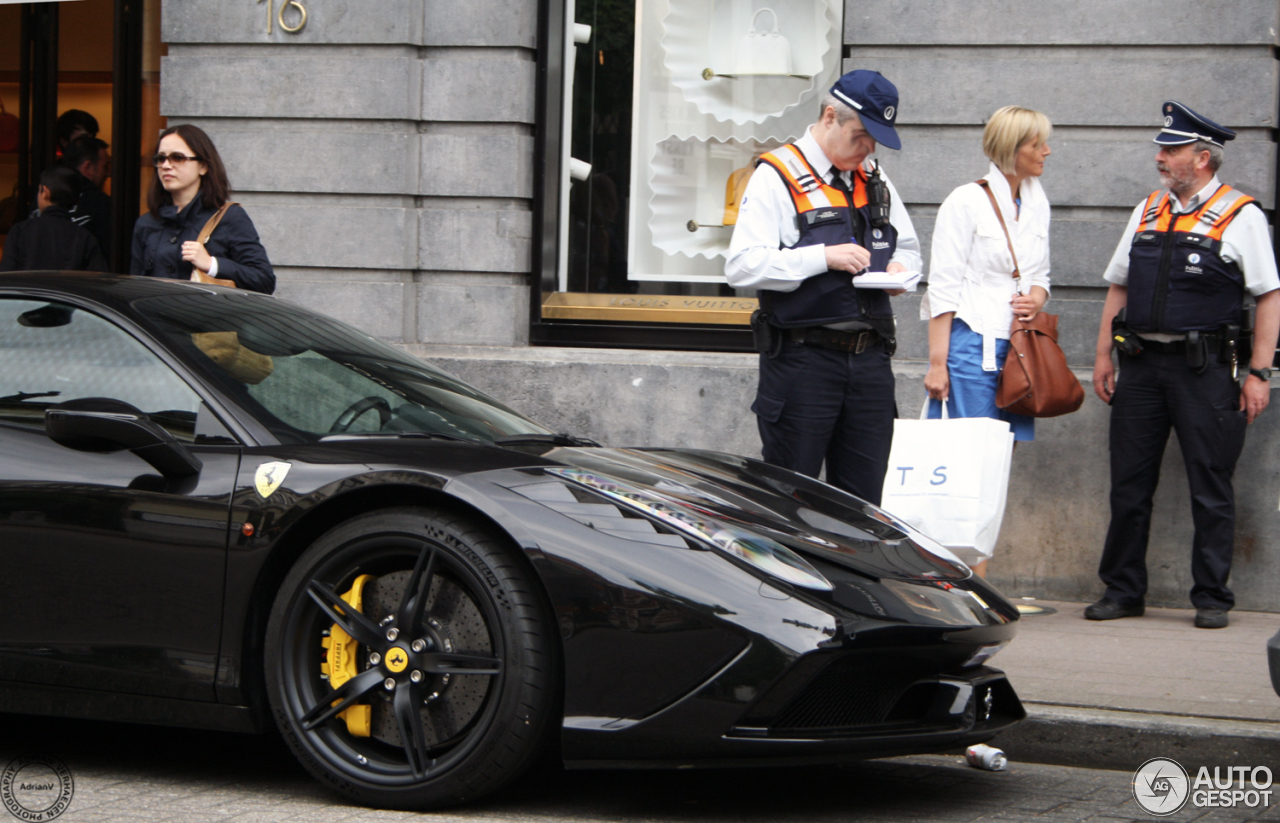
[{"x1": 921, "y1": 162, "x2": 1051, "y2": 340}]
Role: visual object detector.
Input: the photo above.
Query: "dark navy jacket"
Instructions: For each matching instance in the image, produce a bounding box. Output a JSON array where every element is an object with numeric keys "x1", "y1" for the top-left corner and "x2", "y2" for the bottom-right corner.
[
  {"x1": 130, "y1": 199, "x2": 275, "y2": 294},
  {"x1": 0, "y1": 208, "x2": 108, "y2": 273},
  {"x1": 70, "y1": 182, "x2": 113, "y2": 263}
]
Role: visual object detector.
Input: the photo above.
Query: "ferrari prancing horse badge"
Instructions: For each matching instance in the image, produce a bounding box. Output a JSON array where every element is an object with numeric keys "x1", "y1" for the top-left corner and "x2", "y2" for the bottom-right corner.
[{"x1": 255, "y1": 461, "x2": 292, "y2": 499}]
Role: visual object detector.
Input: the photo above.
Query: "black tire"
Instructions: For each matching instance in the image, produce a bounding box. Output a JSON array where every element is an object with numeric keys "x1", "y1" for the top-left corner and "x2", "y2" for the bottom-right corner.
[{"x1": 264, "y1": 507, "x2": 557, "y2": 809}]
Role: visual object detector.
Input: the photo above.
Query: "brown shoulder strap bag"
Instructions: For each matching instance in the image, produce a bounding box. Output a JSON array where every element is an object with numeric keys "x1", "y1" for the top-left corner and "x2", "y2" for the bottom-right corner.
[
  {"x1": 977, "y1": 180, "x2": 1084, "y2": 418},
  {"x1": 190, "y1": 202, "x2": 239, "y2": 288}
]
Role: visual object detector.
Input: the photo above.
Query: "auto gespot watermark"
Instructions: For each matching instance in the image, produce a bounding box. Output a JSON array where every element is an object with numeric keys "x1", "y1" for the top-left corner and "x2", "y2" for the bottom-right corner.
[
  {"x1": 1, "y1": 753, "x2": 74, "y2": 821},
  {"x1": 1133, "y1": 757, "x2": 1273, "y2": 816}
]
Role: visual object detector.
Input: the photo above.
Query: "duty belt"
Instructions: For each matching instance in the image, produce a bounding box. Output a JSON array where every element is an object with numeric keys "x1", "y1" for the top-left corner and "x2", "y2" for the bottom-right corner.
[
  {"x1": 788, "y1": 327, "x2": 880, "y2": 354},
  {"x1": 1135, "y1": 335, "x2": 1223, "y2": 355}
]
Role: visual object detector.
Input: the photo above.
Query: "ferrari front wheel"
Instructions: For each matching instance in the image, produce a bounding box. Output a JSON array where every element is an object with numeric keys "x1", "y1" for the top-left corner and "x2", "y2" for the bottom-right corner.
[{"x1": 264, "y1": 507, "x2": 556, "y2": 809}]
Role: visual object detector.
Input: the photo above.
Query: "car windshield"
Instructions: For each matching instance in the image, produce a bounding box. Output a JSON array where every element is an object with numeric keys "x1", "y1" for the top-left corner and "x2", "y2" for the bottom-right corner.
[{"x1": 132, "y1": 289, "x2": 554, "y2": 444}]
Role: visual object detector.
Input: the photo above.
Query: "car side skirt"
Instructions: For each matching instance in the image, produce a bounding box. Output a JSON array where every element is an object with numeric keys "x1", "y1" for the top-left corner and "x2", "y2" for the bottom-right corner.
[{"x1": 0, "y1": 679, "x2": 260, "y2": 734}]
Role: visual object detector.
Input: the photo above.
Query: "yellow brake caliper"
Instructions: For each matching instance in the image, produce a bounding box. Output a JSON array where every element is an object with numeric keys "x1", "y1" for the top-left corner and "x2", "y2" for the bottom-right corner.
[{"x1": 320, "y1": 573, "x2": 374, "y2": 737}]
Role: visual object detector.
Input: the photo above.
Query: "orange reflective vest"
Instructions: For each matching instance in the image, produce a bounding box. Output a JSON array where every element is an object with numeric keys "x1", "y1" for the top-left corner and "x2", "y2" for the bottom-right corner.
[
  {"x1": 754, "y1": 144, "x2": 896, "y2": 334},
  {"x1": 1126, "y1": 184, "x2": 1256, "y2": 333}
]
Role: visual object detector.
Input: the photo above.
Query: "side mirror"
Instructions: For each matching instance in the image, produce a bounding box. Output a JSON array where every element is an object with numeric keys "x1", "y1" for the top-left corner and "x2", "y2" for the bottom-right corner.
[{"x1": 45, "y1": 397, "x2": 203, "y2": 479}]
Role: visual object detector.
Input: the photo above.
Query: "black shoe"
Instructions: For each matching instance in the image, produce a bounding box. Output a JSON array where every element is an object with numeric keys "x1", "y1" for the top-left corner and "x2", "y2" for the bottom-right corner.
[
  {"x1": 1084, "y1": 598, "x2": 1144, "y2": 620},
  {"x1": 1194, "y1": 608, "x2": 1229, "y2": 629}
]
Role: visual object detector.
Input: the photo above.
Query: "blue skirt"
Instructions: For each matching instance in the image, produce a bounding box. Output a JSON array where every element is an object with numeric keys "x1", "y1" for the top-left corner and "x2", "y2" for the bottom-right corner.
[{"x1": 927, "y1": 318, "x2": 1035, "y2": 441}]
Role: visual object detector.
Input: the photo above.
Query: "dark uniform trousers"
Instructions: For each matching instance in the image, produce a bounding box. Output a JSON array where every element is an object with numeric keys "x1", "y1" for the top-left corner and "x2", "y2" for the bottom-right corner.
[
  {"x1": 1099, "y1": 349, "x2": 1247, "y2": 610},
  {"x1": 753, "y1": 337, "x2": 895, "y2": 505}
]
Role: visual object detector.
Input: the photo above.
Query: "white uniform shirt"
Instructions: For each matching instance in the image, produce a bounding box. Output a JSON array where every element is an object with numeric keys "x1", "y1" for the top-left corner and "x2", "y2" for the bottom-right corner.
[
  {"x1": 922, "y1": 162, "x2": 1052, "y2": 341},
  {"x1": 724, "y1": 126, "x2": 922, "y2": 293},
  {"x1": 1103, "y1": 175, "x2": 1280, "y2": 296}
]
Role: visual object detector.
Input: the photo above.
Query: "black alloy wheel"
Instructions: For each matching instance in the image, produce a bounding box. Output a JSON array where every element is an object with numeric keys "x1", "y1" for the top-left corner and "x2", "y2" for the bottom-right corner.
[{"x1": 265, "y1": 507, "x2": 557, "y2": 809}]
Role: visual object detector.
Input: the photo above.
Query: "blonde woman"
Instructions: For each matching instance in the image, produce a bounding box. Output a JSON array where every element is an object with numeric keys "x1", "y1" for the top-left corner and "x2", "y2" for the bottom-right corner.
[{"x1": 921, "y1": 106, "x2": 1053, "y2": 576}]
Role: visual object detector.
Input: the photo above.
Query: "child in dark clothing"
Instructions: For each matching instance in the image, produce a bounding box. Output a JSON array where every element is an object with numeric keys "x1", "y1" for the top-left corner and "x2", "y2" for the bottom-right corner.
[{"x1": 0, "y1": 166, "x2": 108, "y2": 273}]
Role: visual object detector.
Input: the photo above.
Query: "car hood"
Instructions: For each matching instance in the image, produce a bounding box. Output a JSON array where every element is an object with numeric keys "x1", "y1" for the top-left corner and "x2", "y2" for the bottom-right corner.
[{"x1": 485, "y1": 445, "x2": 971, "y2": 583}]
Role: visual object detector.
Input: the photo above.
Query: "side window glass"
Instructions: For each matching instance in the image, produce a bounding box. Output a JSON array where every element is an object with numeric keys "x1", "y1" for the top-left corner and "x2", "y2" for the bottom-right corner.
[{"x1": 0, "y1": 300, "x2": 203, "y2": 441}]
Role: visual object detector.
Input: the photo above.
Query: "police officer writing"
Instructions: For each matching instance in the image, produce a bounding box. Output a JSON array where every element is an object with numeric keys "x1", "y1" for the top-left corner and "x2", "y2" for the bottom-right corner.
[
  {"x1": 1087, "y1": 102, "x2": 1280, "y2": 630},
  {"x1": 726, "y1": 70, "x2": 922, "y2": 504}
]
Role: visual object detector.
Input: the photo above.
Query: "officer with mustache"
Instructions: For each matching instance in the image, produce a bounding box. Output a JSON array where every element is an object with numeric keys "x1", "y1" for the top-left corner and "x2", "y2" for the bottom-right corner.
[{"x1": 1088, "y1": 102, "x2": 1280, "y2": 629}]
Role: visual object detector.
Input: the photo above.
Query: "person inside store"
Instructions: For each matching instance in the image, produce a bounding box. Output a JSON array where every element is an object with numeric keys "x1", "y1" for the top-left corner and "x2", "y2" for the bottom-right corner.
[
  {"x1": 725, "y1": 69, "x2": 922, "y2": 505},
  {"x1": 61, "y1": 135, "x2": 113, "y2": 262},
  {"x1": 1087, "y1": 102, "x2": 1280, "y2": 629},
  {"x1": 0, "y1": 166, "x2": 107, "y2": 273},
  {"x1": 55, "y1": 109, "x2": 99, "y2": 156},
  {"x1": 130, "y1": 124, "x2": 275, "y2": 294},
  {"x1": 24, "y1": 111, "x2": 104, "y2": 217},
  {"x1": 920, "y1": 105, "x2": 1054, "y2": 577}
]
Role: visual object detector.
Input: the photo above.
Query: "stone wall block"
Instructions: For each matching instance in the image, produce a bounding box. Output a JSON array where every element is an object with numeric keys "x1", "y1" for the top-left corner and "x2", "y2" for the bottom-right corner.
[
  {"x1": 1046, "y1": 219, "x2": 1136, "y2": 288},
  {"x1": 162, "y1": 53, "x2": 420, "y2": 120},
  {"x1": 249, "y1": 204, "x2": 415, "y2": 269},
  {"x1": 212, "y1": 129, "x2": 416, "y2": 195},
  {"x1": 845, "y1": 0, "x2": 1278, "y2": 45},
  {"x1": 419, "y1": 134, "x2": 535, "y2": 197},
  {"x1": 418, "y1": 283, "x2": 530, "y2": 346},
  {"x1": 422, "y1": 58, "x2": 536, "y2": 123},
  {"x1": 418, "y1": 350, "x2": 761, "y2": 453},
  {"x1": 418, "y1": 209, "x2": 531, "y2": 272},
  {"x1": 422, "y1": 0, "x2": 537, "y2": 47},
  {"x1": 275, "y1": 280, "x2": 408, "y2": 340},
  {"x1": 888, "y1": 135, "x2": 1276, "y2": 209},
  {"x1": 850, "y1": 57, "x2": 1277, "y2": 127},
  {"x1": 163, "y1": 0, "x2": 424, "y2": 44}
]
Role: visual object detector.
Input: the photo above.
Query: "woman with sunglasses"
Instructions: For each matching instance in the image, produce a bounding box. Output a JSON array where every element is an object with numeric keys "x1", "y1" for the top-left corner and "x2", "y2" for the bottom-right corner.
[{"x1": 130, "y1": 124, "x2": 275, "y2": 293}]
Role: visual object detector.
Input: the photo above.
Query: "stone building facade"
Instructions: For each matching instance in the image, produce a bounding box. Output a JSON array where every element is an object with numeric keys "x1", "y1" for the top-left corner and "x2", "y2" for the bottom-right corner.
[{"x1": 159, "y1": 0, "x2": 1280, "y2": 609}]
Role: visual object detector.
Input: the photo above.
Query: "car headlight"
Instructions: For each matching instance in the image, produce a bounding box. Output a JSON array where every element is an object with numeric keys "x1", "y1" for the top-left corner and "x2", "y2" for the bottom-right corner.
[{"x1": 544, "y1": 467, "x2": 834, "y2": 592}]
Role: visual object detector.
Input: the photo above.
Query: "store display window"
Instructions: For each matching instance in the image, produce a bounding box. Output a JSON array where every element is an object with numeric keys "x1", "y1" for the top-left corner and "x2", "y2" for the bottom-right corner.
[{"x1": 533, "y1": 0, "x2": 844, "y2": 349}]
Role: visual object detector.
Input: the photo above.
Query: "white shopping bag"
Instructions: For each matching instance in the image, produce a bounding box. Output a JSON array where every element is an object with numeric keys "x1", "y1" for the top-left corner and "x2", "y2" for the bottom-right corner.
[{"x1": 879, "y1": 404, "x2": 1014, "y2": 567}]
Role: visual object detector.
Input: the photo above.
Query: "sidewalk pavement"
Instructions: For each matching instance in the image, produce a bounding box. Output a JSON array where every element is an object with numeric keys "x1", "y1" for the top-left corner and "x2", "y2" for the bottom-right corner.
[{"x1": 989, "y1": 599, "x2": 1280, "y2": 772}]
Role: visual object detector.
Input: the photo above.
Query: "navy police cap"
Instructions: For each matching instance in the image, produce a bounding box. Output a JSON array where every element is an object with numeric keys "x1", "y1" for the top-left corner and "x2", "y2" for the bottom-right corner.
[
  {"x1": 1155, "y1": 101, "x2": 1235, "y2": 148},
  {"x1": 829, "y1": 70, "x2": 901, "y2": 150}
]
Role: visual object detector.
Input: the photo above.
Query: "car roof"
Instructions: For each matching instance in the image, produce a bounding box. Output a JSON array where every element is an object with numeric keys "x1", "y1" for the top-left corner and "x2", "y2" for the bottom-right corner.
[{"x1": 0, "y1": 272, "x2": 255, "y2": 315}]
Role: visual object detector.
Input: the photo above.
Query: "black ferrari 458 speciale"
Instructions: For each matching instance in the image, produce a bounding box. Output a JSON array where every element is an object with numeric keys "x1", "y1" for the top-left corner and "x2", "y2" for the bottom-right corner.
[{"x1": 0, "y1": 273, "x2": 1024, "y2": 809}]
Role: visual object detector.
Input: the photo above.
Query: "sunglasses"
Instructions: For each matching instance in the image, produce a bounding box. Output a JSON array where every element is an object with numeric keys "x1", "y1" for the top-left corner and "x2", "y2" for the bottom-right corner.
[{"x1": 153, "y1": 152, "x2": 201, "y2": 167}]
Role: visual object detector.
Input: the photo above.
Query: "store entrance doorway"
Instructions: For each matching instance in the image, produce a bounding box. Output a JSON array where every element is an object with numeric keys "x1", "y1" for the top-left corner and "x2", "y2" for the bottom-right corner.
[{"x1": 1, "y1": 0, "x2": 165, "y2": 272}]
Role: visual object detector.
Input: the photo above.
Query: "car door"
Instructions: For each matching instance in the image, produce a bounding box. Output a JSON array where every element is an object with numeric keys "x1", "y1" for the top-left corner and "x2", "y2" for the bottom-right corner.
[{"x1": 0, "y1": 297, "x2": 240, "y2": 701}]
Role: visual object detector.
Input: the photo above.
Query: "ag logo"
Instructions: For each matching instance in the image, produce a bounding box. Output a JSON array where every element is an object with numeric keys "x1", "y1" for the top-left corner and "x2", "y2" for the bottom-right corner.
[
  {"x1": 873, "y1": 229, "x2": 883, "y2": 239},
  {"x1": 1133, "y1": 757, "x2": 1189, "y2": 815},
  {"x1": 384, "y1": 647, "x2": 409, "y2": 673},
  {"x1": 1164, "y1": 115, "x2": 1173, "y2": 127},
  {"x1": 884, "y1": 105, "x2": 895, "y2": 121},
  {"x1": 254, "y1": 461, "x2": 292, "y2": 499},
  {"x1": 1188, "y1": 253, "x2": 1201, "y2": 264}
]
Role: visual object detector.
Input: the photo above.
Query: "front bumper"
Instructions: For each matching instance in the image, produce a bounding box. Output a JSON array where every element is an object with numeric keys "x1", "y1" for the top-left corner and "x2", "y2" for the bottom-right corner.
[{"x1": 563, "y1": 645, "x2": 1024, "y2": 768}]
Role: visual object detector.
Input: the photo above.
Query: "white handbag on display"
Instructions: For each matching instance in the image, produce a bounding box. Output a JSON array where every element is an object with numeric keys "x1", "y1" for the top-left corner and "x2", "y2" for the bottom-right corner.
[
  {"x1": 734, "y1": 8, "x2": 792, "y2": 75},
  {"x1": 878, "y1": 403, "x2": 1015, "y2": 568}
]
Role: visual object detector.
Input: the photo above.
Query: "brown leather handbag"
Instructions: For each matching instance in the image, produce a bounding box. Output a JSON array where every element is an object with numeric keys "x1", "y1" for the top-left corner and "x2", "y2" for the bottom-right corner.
[
  {"x1": 190, "y1": 202, "x2": 239, "y2": 287},
  {"x1": 977, "y1": 180, "x2": 1084, "y2": 418}
]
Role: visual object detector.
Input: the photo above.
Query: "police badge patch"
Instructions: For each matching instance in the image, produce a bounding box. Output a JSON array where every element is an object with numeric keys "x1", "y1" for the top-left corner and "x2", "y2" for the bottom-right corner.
[{"x1": 254, "y1": 461, "x2": 292, "y2": 499}]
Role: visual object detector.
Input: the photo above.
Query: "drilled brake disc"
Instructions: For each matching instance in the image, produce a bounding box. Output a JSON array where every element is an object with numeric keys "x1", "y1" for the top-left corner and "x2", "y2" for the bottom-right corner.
[{"x1": 358, "y1": 569, "x2": 493, "y2": 748}]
